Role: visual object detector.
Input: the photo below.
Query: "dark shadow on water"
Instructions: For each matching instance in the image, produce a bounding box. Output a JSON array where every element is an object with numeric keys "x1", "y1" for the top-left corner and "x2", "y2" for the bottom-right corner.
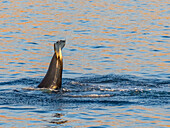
[{"x1": 0, "y1": 74, "x2": 169, "y2": 108}]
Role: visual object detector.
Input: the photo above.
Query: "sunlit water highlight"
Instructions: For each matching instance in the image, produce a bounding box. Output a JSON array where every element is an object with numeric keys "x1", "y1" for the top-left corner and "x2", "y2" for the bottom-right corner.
[{"x1": 0, "y1": 0, "x2": 169, "y2": 127}]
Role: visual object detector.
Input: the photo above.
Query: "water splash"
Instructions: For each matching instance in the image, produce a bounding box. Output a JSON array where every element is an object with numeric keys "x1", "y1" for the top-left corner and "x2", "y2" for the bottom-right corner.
[{"x1": 0, "y1": 74, "x2": 169, "y2": 107}]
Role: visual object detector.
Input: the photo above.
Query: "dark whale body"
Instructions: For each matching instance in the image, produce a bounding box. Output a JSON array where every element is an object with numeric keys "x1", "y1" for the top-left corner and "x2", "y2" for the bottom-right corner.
[{"x1": 38, "y1": 40, "x2": 65, "y2": 90}]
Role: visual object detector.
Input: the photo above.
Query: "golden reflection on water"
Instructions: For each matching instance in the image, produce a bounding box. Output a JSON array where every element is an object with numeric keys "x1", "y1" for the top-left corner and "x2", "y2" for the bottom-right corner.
[
  {"x1": 0, "y1": 0, "x2": 169, "y2": 79},
  {"x1": 65, "y1": 105, "x2": 170, "y2": 127},
  {"x1": 0, "y1": 1, "x2": 169, "y2": 128},
  {"x1": 0, "y1": 112, "x2": 42, "y2": 127}
]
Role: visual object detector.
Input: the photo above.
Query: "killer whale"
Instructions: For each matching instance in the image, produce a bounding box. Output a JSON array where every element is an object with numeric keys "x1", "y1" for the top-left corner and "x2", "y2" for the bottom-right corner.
[{"x1": 38, "y1": 40, "x2": 65, "y2": 90}]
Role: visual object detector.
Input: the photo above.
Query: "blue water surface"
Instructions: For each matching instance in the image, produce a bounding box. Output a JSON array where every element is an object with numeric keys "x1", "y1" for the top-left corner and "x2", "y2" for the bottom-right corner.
[{"x1": 0, "y1": 0, "x2": 169, "y2": 127}]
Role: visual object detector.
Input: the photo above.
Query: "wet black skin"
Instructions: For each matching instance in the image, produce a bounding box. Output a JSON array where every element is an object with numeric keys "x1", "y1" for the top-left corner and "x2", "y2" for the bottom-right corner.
[{"x1": 38, "y1": 40, "x2": 65, "y2": 90}]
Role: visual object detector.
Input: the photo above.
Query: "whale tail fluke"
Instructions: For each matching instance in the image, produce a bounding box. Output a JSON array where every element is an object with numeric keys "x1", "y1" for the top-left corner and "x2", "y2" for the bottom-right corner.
[
  {"x1": 54, "y1": 40, "x2": 65, "y2": 52},
  {"x1": 38, "y1": 40, "x2": 66, "y2": 89}
]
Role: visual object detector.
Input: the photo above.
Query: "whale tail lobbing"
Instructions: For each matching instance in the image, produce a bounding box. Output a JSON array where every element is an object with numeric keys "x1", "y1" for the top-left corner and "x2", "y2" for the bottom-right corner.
[{"x1": 38, "y1": 40, "x2": 66, "y2": 90}]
